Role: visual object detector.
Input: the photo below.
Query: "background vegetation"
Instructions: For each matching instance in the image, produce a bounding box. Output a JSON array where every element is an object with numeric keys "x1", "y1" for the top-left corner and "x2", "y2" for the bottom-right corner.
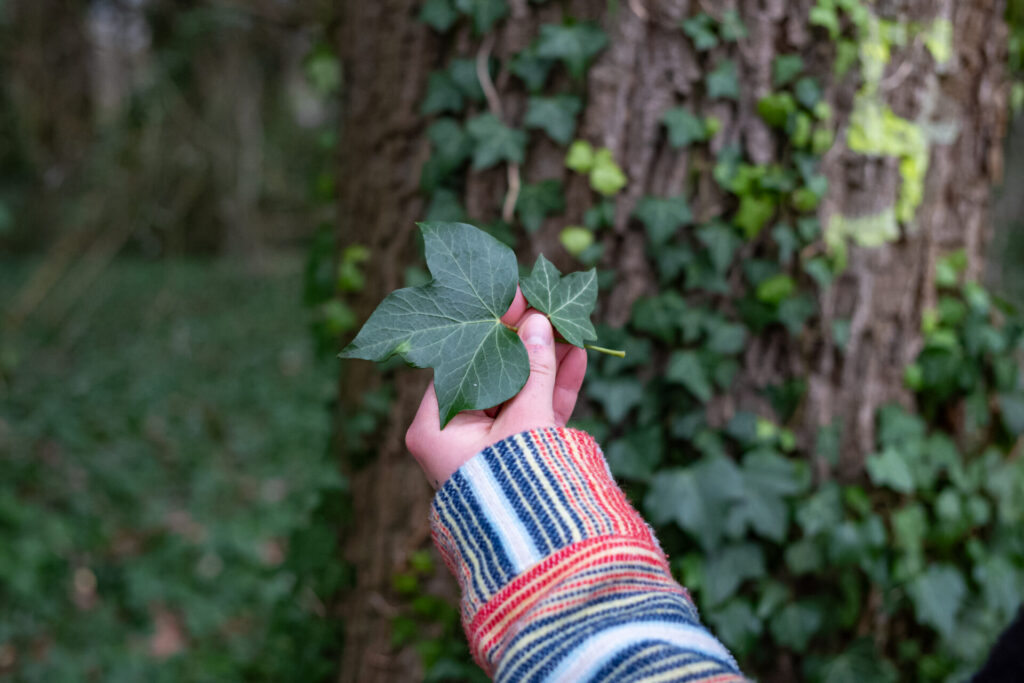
[{"x1": 1, "y1": 1, "x2": 1023, "y2": 682}]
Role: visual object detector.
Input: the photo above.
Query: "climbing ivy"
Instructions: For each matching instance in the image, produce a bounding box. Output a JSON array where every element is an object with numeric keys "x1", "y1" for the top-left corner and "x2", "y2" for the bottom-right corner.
[{"x1": 380, "y1": 2, "x2": 1024, "y2": 681}]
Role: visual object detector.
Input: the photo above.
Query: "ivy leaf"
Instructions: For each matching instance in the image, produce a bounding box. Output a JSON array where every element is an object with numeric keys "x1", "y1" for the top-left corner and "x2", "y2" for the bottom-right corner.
[
  {"x1": 339, "y1": 222, "x2": 528, "y2": 427},
  {"x1": 586, "y1": 376, "x2": 644, "y2": 423},
  {"x1": 697, "y1": 222, "x2": 741, "y2": 274},
  {"x1": 644, "y1": 458, "x2": 744, "y2": 551},
  {"x1": 866, "y1": 447, "x2": 916, "y2": 493},
  {"x1": 908, "y1": 564, "x2": 966, "y2": 639},
  {"x1": 666, "y1": 350, "x2": 713, "y2": 402},
  {"x1": 589, "y1": 149, "x2": 627, "y2": 196},
  {"x1": 681, "y1": 14, "x2": 718, "y2": 51},
  {"x1": 453, "y1": 0, "x2": 508, "y2": 33},
  {"x1": 419, "y1": 0, "x2": 459, "y2": 32},
  {"x1": 515, "y1": 179, "x2": 564, "y2": 233},
  {"x1": 706, "y1": 60, "x2": 740, "y2": 100},
  {"x1": 703, "y1": 543, "x2": 766, "y2": 606},
  {"x1": 727, "y1": 449, "x2": 807, "y2": 541},
  {"x1": 448, "y1": 58, "x2": 486, "y2": 102},
  {"x1": 466, "y1": 114, "x2": 527, "y2": 170},
  {"x1": 633, "y1": 195, "x2": 692, "y2": 246},
  {"x1": 662, "y1": 107, "x2": 709, "y2": 148},
  {"x1": 773, "y1": 54, "x2": 805, "y2": 87},
  {"x1": 708, "y1": 60, "x2": 741, "y2": 100},
  {"x1": 606, "y1": 425, "x2": 663, "y2": 481},
  {"x1": 535, "y1": 22, "x2": 609, "y2": 78},
  {"x1": 421, "y1": 118, "x2": 473, "y2": 192},
  {"x1": 510, "y1": 46, "x2": 554, "y2": 91},
  {"x1": 719, "y1": 10, "x2": 747, "y2": 41},
  {"x1": 425, "y1": 188, "x2": 468, "y2": 222},
  {"x1": 520, "y1": 254, "x2": 598, "y2": 346},
  {"x1": 565, "y1": 140, "x2": 595, "y2": 173},
  {"x1": 770, "y1": 603, "x2": 823, "y2": 651},
  {"x1": 421, "y1": 71, "x2": 465, "y2": 114},
  {"x1": 706, "y1": 600, "x2": 762, "y2": 655},
  {"x1": 524, "y1": 95, "x2": 582, "y2": 145}
]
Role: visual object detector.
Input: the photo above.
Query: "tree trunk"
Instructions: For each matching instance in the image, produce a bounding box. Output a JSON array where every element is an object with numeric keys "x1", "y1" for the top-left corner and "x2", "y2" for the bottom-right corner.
[{"x1": 334, "y1": 0, "x2": 1010, "y2": 680}]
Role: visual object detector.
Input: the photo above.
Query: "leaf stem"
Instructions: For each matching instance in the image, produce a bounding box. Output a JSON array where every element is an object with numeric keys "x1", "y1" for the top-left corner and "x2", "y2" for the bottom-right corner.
[{"x1": 501, "y1": 321, "x2": 625, "y2": 357}]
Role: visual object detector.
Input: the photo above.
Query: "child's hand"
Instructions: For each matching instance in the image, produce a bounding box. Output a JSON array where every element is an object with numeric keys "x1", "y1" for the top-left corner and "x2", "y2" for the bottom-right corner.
[{"x1": 405, "y1": 288, "x2": 588, "y2": 488}]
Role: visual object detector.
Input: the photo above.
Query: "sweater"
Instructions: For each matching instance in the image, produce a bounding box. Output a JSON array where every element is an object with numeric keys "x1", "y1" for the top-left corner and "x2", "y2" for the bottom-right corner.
[{"x1": 430, "y1": 427, "x2": 748, "y2": 683}]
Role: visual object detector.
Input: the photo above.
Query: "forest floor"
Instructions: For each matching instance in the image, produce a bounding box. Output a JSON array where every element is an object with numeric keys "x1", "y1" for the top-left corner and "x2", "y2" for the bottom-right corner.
[{"x1": 0, "y1": 257, "x2": 344, "y2": 681}]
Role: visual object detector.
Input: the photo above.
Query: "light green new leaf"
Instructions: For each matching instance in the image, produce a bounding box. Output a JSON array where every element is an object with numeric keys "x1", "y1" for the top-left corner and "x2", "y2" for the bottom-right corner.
[
  {"x1": 589, "y1": 148, "x2": 627, "y2": 196},
  {"x1": 662, "y1": 107, "x2": 709, "y2": 148},
  {"x1": 339, "y1": 222, "x2": 528, "y2": 427},
  {"x1": 633, "y1": 195, "x2": 692, "y2": 246},
  {"x1": 466, "y1": 114, "x2": 527, "y2": 170},
  {"x1": 454, "y1": 0, "x2": 508, "y2": 33},
  {"x1": 515, "y1": 179, "x2": 564, "y2": 233},
  {"x1": 535, "y1": 22, "x2": 608, "y2": 78},
  {"x1": 520, "y1": 255, "x2": 598, "y2": 347},
  {"x1": 908, "y1": 564, "x2": 966, "y2": 639},
  {"x1": 524, "y1": 95, "x2": 582, "y2": 145}
]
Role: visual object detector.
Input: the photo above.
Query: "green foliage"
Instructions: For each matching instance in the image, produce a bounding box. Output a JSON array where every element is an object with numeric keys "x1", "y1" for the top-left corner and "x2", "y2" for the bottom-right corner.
[
  {"x1": 565, "y1": 141, "x2": 628, "y2": 196},
  {"x1": 524, "y1": 95, "x2": 582, "y2": 145},
  {"x1": 0, "y1": 260, "x2": 343, "y2": 681},
  {"x1": 661, "y1": 107, "x2": 713, "y2": 148},
  {"x1": 520, "y1": 255, "x2": 598, "y2": 346},
  {"x1": 534, "y1": 22, "x2": 609, "y2": 78},
  {"x1": 706, "y1": 60, "x2": 740, "y2": 100},
  {"x1": 515, "y1": 179, "x2": 565, "y2": 233},
  {"x1": 454, "y1": 0, "x2": 509, "y2": 34},
  {"x1": 465, "y1": 114, "x2": 527, "y2": 169}
]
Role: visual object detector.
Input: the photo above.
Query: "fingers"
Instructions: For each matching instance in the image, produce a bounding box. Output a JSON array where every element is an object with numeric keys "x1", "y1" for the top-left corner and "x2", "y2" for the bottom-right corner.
[
  {"x1": 495, "y1": 313, "x2": 557, "y2": 431},
  {"x1": 406, "y1": 382, "x2": 441, "y2": 455},
  {"x1": 553, "y1": 345, "x2": 587, "y2": 426},
  {"x1": 501, "y1": 286, "x2": 528, "y2": 325}
]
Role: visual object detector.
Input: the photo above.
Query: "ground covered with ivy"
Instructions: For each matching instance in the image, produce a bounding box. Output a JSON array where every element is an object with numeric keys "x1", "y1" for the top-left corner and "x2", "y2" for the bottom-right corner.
[{"x1": 0, "y1": 258, "x2": 344, "y2": 681}]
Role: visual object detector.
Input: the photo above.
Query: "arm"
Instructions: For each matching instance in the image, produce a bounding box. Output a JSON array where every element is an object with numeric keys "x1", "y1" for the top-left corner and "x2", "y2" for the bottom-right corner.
[{"x1": 406, "y1": 304, "x2": 746, "y2": 683}]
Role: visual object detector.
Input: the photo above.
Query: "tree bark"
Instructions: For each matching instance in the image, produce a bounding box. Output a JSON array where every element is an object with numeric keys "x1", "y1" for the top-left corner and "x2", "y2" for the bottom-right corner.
[{"x1": 334, "y1": 0, "x2": 1010, "y2": 679}]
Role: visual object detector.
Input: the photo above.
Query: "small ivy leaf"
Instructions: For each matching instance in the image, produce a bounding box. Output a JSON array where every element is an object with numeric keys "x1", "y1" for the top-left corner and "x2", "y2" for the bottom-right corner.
[
  {"x1": 756, "y1": 274, "x2": 796, "y2": 305},
  {"x1": 706, "y1": 320, "x2": 747, "y2": 355},
  {"x1": 425, "y1": 188, "x2": 468, "y2": 222},
  {"x1": 589, "y1": 148, "x2": 628, "y2": 196},
  {"x1": 809, "y1": 4, "x2": 841, "y2": 39},
  {"x1": 606, "y1": 425, "x2": 663, "y2": 481},
  {"x1": 644, "y1": 458, "x2": 743, "y2": 551},
  {"x1": 773, "y1": 54, "x2": 805, "y2": 87},
  {"x1": 586, "y1": 376, "x2": 644, "y2": 423},
  {"x1": 681, "y1": 13, "x2": 718, "y2": 51},
  {"x1": 631, "y1": 291, "x2": 688, "y2": 343},
  {"x1": 448, "y1": 58, "x2": 487, "y2": 102},
  {"x1": 453, "y1": 0, "x2": 508, "y2": 34},
  {"x1": 535, "y1": 22, "x2": 609, "y2": 78},
  {"x1": 509, "y1": 46, "x2": 555, "y2": 92},
  {"x1": 706, "y1": 60, "x2": 740, "y2": 100},
  {"x1": 697, "y1": 222, "x2": 741, "y2": 274},
  {"x1": 866, "y1": 447, "x2": 916, "y2": 493},
  {"x1": 559, "y1": 226, "x2": 594, "y2": 257},
  {"x1": 339, "y1": 222, "x2": 528, "y2": 427},
  {"x1": 421, "y1": 118, "x2": 473, "y2": 192},
  {"x1": 794, "y1": 76, "x2": 823, "y2": 109},
  {"x1": 421, "y1": 71, "x2": 464, "y2": 114},
  {"x1": 633, "y1": 195, "x2": 692, "y2": 246},
  {"x1": 419, "y1": 0, "x2": 459, "y2": 33},
  {"x1": 734, "y1": 194, "x2": 776, "y2": 239},
  {"x1": 519, "y1": 254, "x2": 598, "y2": 347},
  {"x1": 758, "y1": 93, "x2": 797, "y2": 128},
  {"x1": 719, "y1": 10, "x2": 747, "y2": 41},
  {"x1": 666, "y1": 350, "x2": 713, "y2": 402},
  {"x1": 770, "y1": 603, "x2": 823, "y2": 652},
  {"x1": 706, "y1": 600, "x2": 762, "y2": 656},
  {"x1": 465, "y1": 113, "x2": 527, "y2": 170},
  {"x1": 908, "y1": 565, "x2": 966, "y2": 639},
  {"x1": 515, "y1": 179, "x2": 565, "y2": 233},
  {"x1": 524, "y1": 95, "x2": 582, "y2": 145},
  {"x1": 702, "y1": 544, "x2": 766, "y2": 606},
  {"x1": 661, "y1": 107, "x2": 709, "y2": 148},
  {"x1": 565, "y1": 140, "x2": 595, "y2": 173}
]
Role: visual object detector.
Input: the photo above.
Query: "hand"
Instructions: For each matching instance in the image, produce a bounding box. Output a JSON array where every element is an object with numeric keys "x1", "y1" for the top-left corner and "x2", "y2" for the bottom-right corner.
[{"x1": 405, "y1": 288, "x2": 588, "y2": 488}]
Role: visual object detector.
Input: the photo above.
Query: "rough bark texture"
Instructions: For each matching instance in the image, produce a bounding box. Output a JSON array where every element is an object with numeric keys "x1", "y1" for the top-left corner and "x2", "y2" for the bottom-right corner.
[{"x1": 335, "y1": 0, "x2": 1009, "y2": 679}]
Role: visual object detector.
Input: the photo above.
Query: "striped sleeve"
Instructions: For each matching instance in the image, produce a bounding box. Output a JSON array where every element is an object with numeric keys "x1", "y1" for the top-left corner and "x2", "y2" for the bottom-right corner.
[{"x1": 429, "y1": 427, "x2": 748, "y2": 683}]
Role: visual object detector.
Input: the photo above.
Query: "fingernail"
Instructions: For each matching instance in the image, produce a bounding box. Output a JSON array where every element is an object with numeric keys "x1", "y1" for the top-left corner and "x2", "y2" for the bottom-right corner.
[{"x1": 521, "y1": 314, "x2": 553, "y2": 347}]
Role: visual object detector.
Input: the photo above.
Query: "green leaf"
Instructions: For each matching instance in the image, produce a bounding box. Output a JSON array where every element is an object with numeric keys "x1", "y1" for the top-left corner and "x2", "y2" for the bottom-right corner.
[
  {"x1": 796, "y1": 482, "x2": 842, "y2": 536},
  {"x1": 706, "y1": 60, "x2": 740, "y2": 100},
  {"x1": 773, "y1": 54, "x2": 805, "y2": 87},
  {"x1": 535, "y1": 22, "x2": 608, "y2": 78},
  {"x1": 728, "y1": 449, "x2": 807, "y2": 541},
  {"x1": 644, "y1": 458, "x2": 744, "y2": 551},
  {"x1": 421, "y1": 71, "x2": 465, "y2": 114},
  {"x1": 515, "y1": 179, "x2": 565, "y2": 233},
  {"x1": 661, "y1": 107, "x2": 709, "y2": 148},
  {"x1": 606, "y1": 425, "x2": 663, "y2": 481},
  {"x1": 586, "y1": 376, "x2": 644, "y2": 423},
  {"x1": 734, "y1": 194, "x2": 776, "y2": 239},
  {"x1": 565, "y1": 140, "x2": 595, "y2": 173},
  {"x1": 465, "y1": 114, "x2": 527, "y2": 170},
  {"x1": 770, "y1": 603, "x2": 822, "y2": 651},
  {"x1": 633, "y1": 195, "x2": 692, "y2": 246},
  {"x1": 339, "y1": 222, "x2": 528, "y2": 427},
  {"x1": 697, "y1": 222, "x2": 741, "y2": 274},
  {"x1": 419, "y1": 0, "x2": 459, "y2": 32},
  {"x1": 719, "y1": 10, "x2": 747, "y2": 41},
  {"x1": 631, "y1": 291, "x2": 687, "y2": 343},
  {"x1": 907, "y1": 565, "x2": 966, "y2": 639},
  {"x1": 815, "y1": 641, "x2": 899, "y2": 683},
  {"x1": 785, "y1": 537, "x2": 823, "y2": 574},
  {"x1": 703, "y1": 543, "x2": 766, "y2": 605},
  {"x1": 706, "y1": 600, "x2": 762, "y2": 655},
  {"x1": 425, "y1": 188, "x2": 468, "y2": 222},
  {"x1": 453, "y1": 0, "x2": 508, "y2": 33},
  {"x1": 681, "y1": 14, "x2": 718, "y2": 51},
  {"x1": 794, "y1": 76, "x2": 823, "y2": 109},
  {"x1": 448, "y1": 58, "x2": 486, "y2": 101},
  {"x1": 589, "y1": 149, "x2": 627, "y2": 196},
  {"x1": 866, "y1": 447, "x2": 916, "y2": 494},
  {"x1": 509, "y1": 46, "x2": 554, "y2": 91},
  {"x1": 524, "y1": 95, "x2": 582, "y2": 145},
  {"x1": 757, "y1": 93, "x2": 796, "y2": 128},
  {"x1": 666, "y1": 350, "x2": 713, "y2": 402},
  {"x1": 559, "y1": 226, "x2": 593, "y2": 256},
  {"x1": 706, "y1": 320, "x2": 747, "y2": 355},
  {"x1": 998, "y1": 393, "x2": 1024, "y2": 436},
  {"x1": 519, "y1": 255, "x2": 598, "y2": 346},
  {"x1": 756, "y1": 274, "x2": 796, "y2": 304},
  {"x1": 809, "y1": 4, "x2": 840, "y2": 39}
]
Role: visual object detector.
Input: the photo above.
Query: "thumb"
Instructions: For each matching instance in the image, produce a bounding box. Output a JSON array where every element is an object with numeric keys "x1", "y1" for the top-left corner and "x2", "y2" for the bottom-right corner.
[{"x1": 496, "y1": 313, "x2": 557, "y2": 431}]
